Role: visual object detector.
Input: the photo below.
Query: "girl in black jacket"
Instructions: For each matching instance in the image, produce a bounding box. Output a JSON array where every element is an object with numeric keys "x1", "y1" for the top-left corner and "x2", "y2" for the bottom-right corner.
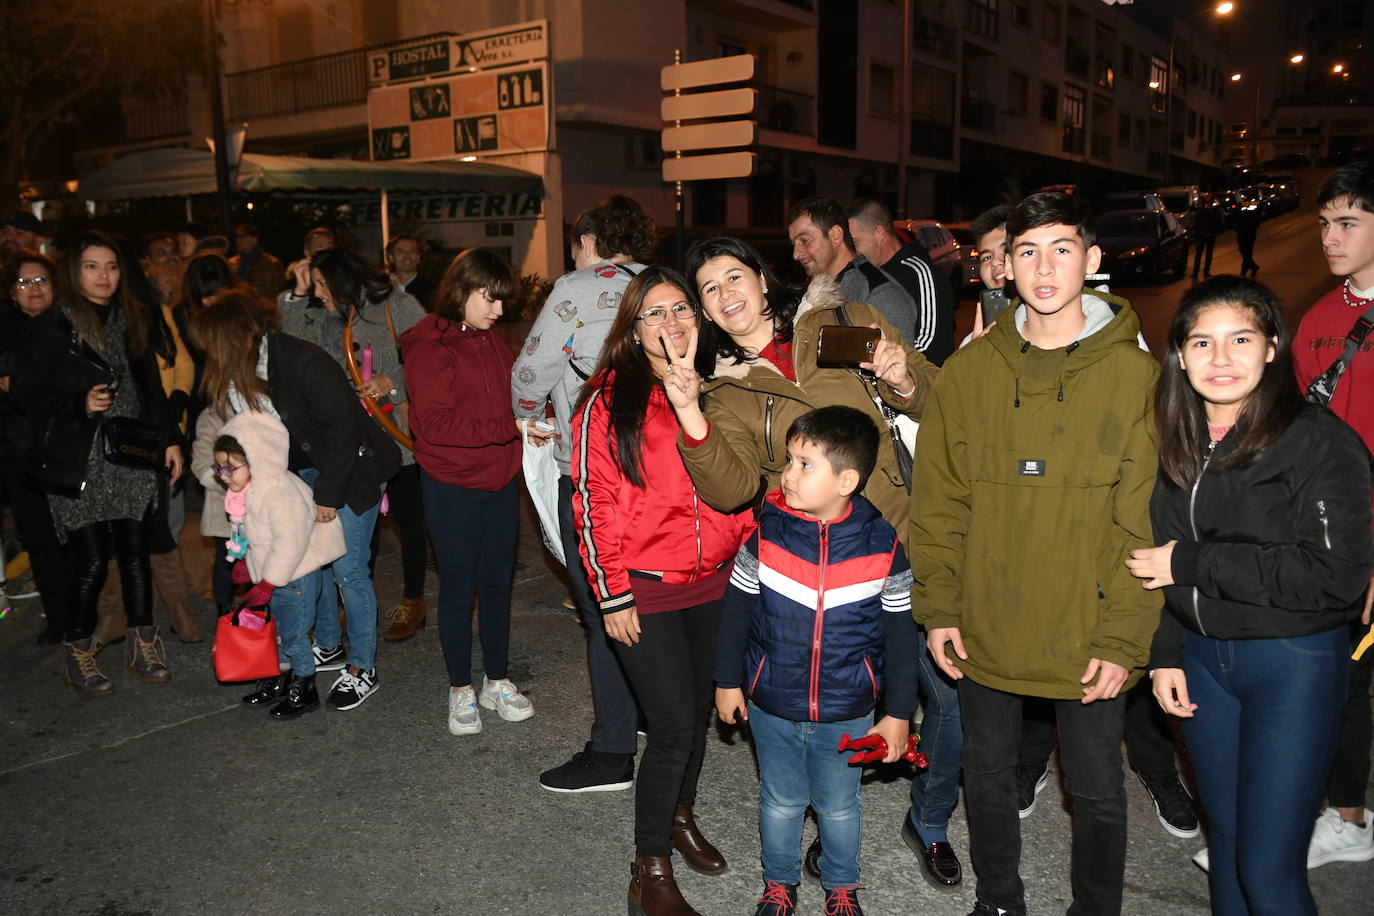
[
  {"x1": 10, "y1": 232, "x2": 185, "y2": 696},
  {"x1": 1127, "y1": 276, "x2": 1373, "y2": 916}
]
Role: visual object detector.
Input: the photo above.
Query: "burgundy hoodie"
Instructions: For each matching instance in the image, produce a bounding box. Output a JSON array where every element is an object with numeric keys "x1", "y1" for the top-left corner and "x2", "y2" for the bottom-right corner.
[{"x1": 400, "y1": 314, "x2": 520, "y2": 490}]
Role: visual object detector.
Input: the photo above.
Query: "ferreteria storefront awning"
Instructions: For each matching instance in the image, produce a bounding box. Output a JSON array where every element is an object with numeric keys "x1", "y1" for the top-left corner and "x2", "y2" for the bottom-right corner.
[{"x1": 76, "y1": 147, "x2": 543, "y2": 201}]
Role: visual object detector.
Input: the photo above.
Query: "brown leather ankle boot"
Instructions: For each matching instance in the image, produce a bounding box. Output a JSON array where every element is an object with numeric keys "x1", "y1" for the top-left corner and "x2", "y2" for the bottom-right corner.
[
  {"x1": 382, "y1": 596, "x2": 427, "y2": 641},
  {"x1": 671, "y1": 804, "x2": 728, "y2": 874},
  {"x1": 152, "y1": 549, "x2": 204, "y2": 643},
  {"x1": 627, "y1": 856, "x2": 699, "y2": 916}
]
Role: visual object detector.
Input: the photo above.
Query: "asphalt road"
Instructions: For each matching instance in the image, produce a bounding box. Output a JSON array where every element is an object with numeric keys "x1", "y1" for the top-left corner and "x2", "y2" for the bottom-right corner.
[{"x1": 2, "y1": 172, "x2": 1371, "y2": 915}]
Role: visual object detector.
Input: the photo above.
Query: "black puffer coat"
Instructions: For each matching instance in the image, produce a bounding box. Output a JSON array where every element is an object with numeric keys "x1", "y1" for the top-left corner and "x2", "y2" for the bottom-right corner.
[{"x1": 1149, "y1": 404, "x2": 1374, "y2": 667}]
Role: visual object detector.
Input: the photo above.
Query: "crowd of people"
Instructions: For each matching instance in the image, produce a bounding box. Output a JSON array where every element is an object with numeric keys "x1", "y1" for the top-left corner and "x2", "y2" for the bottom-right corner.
[{"x1": 2, "y1": 161, "x2": 1373, "y2": 916}]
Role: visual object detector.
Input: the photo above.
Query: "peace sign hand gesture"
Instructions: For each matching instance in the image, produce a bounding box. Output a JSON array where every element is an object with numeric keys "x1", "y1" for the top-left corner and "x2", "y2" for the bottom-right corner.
[
  {"x1": 658, "y1": 324, "x2": 701, "y2": 410},
  {"x1": 656, "y1": 325, "x2": 711, "y2": 441}
]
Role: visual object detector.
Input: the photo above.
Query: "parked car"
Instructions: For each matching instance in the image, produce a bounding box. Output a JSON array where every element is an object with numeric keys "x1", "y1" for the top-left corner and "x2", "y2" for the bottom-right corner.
[
  {"x1": 1222, "y1": 189, "x2": 1264, "y2": 228},
  {"x1": 1155, "y1": 186, "x2": 1203, "y2": 232},
  {"x1": 891, "y1": 218, "x2": 977, "y2": 297},
  {"x1": 1098, "y1": 190, "x2": 1168, "y2": 215},
  {"x1": 943, "y1": 223, "x2": 985, "y2": 297},
  {"x1": 1096, "y1": 209, "x2": 1189, "y2": 282}
]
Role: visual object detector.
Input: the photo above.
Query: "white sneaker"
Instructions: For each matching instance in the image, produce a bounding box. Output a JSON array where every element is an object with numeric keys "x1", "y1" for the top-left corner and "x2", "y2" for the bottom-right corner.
[
  {"x1": 448, "y1": 687, "x2": 482, "y2": 736},
  {"x1": 1192, "y1": 847, "x2": 1209, "y2": 872},
  {"x1": 479, "y1": 677, "x2": 535, "y2": 721},
  {"x1": 1307, "y1": 807, "x2": 1374, "y2": 868}
]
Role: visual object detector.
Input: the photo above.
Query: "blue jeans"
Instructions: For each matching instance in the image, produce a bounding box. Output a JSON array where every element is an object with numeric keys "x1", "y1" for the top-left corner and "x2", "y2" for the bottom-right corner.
[
  {"x1": 749, "y1": 702, "x2": 870, "y2": 890},
  {"x1": 270, "y1": 575, "x2": 321, "y2": 676},
  {"x1": 296, "y1": 467, "x2": 383, "y2": 671},
  {"x1": 1181, "y1": 626, "x2": 1348, "y2": 916},
  {"x1": 909, "y1": 631, "x2": 963, "y2": 843}
]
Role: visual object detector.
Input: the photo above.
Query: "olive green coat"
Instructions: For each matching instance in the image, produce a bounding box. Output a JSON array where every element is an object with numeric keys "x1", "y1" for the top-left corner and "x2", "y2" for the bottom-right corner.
[
  {"x1": 909, "y1": 292, "x2": 1162, "y2": 698},
  {"x1": 677, "y1": 277, "x2": 939, "y2": 540}
]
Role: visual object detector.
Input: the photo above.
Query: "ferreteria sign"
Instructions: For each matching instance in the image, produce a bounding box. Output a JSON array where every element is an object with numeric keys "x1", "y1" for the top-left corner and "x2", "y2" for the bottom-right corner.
[
  {"x1": 368, "y1": 20, "x2": 548, "y2": 86},
  {"x1": 350, "y1": 192, "x2": 544, "y2": 226}
]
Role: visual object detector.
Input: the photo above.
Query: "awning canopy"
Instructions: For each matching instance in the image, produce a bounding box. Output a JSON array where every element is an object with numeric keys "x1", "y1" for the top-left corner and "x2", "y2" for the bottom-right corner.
[{"x1": 77, "y1": 147, "x2": 543, "y2": 201}]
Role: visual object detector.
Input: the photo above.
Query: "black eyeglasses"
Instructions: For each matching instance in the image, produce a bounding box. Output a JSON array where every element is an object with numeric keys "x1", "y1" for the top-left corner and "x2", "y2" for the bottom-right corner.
[{"x1": 634, "y1": 303, "x2": 697, "y2": 327}]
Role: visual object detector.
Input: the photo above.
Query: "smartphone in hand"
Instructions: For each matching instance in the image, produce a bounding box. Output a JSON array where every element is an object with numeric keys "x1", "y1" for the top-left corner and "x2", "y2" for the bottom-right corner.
[
  {"x1": 979, "y1": 288, "x2": 1010, "y2": 327},
  {"x1": 816, "y1": 325, "x2": 881, "y2": 365}
]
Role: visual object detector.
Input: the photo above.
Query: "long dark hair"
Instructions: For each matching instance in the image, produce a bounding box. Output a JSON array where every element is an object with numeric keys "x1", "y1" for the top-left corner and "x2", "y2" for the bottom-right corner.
[
  {"x1": 311, "y1": 246, "x2": 392, "y2": 318},
  {"x1": 683, "y1": 235, "x2": 797, "y2": 367},
  {"x1": 64, "y1": 230, "x2": 148, "y2": 357},
  {"x1": 180, "y1": 253, "x2": 238, "y2": 314},
  {"x1": 1155, "y1": 275, "x2": 1304, "y2": 487},
  {"x1": 188, "y1": 291, "x2": 282, "y2": 415},
  {"x1": 578, "y1": 267, "x2": 714, "y2": 489}
]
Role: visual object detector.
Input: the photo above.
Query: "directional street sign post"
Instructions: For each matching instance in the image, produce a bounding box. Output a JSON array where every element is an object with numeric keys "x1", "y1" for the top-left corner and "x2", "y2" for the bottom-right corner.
[{"x1": 660, "y1": 52, "x2": 758, "y2": 263}]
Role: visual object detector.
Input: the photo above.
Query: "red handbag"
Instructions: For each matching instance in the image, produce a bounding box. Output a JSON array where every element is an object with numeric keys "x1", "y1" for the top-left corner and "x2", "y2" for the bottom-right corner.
[{"x1": 213, "y1": 607, "x2": 280, "y2": 682}]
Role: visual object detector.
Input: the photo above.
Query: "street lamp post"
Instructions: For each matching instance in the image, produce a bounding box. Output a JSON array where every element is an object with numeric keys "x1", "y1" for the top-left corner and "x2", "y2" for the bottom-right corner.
[
  {"x1": 205, "y1": 0, "x2": 233, "y2": 235},
  {"x1": 1164, "y1": 2, "x2": 1233, "y2": 185}
]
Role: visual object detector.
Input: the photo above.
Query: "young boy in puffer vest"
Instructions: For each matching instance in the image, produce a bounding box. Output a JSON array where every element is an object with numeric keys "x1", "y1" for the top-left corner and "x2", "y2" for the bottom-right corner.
[{"x1": 715, "y1": 405, "x2": 919, "y2": 916}]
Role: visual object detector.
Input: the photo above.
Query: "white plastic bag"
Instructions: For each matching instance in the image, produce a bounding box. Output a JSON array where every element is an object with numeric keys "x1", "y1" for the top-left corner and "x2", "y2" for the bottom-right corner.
[{"x1": 521, "y1": 420, "x2": 565, "y2": 567}]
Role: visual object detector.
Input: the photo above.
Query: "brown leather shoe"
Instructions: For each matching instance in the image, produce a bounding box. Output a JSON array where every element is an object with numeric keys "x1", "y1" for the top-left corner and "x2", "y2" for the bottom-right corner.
[
  {"x1": 382, "y1": 596, "x2": 427, "y2": 641},
  {"x1": 628, "y1": 856, "x2": 700, "y2": 916},
  {"x1": 153, "y1": 549, "x2": 204, "y2": 643},
  {"x1": 671, "y1": 804, "x2": 728, "y2": 874},
  {"x1": 125, "y1": 626, "x2": 171, "y2": 684},
  {"x1": 63, "y1": 638, "x2": 113, "y2": 697}
]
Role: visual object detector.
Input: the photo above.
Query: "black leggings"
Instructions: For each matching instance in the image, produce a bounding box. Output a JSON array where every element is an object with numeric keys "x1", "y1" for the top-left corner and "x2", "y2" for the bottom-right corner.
[
  {"x1": 372, "y1": 463, "x2": 429, "y2": 600},
  {"x1": 0, "y1": 461, "x2": 73, "y2": 636},
  {"x1": 612, "y1": 599, "x2": 722, "y2": 857},
  {"x1": 65, "y1": 518, "x2": 152, "y2": 641}
]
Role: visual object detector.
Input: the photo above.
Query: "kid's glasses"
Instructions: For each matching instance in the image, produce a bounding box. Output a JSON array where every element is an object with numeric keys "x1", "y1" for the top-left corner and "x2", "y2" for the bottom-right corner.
[{"x1": 212, "y1": 463, "x2": 246, "y2": 477}]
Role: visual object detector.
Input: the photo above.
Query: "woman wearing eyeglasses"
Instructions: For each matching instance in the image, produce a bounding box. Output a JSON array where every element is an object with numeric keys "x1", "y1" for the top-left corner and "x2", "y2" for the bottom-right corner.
[
  {"x1": 571, "y1": 266, "x2": 754, "y2": 916},
  {"x1": 0, "y1": 251, "x2": 73, "y2": 646}
]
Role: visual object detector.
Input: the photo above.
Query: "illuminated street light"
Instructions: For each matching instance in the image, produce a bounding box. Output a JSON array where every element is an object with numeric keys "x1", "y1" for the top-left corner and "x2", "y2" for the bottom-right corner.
[
  {"x1": 1290, "y1": 54, "x2": 1305, "y2": 64},
  {"x1": 1216, "y1": 2, "x2": 1235, "y2": 14},
  {"x1": 1149, "y1": 80, "x2": 1161, "y2": 89},
  {"x1": 1334, "y1": 64, "x2": 1345, "y2": 73},
  {"x1": 1231, "y1": 72, "x2": 1243, "y2": 81}
]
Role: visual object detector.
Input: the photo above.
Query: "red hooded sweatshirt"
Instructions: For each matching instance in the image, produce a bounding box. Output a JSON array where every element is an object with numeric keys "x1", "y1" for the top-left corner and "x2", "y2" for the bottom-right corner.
[{"x1": 400, "y1": 314, "x2": 520, "y2": 490}]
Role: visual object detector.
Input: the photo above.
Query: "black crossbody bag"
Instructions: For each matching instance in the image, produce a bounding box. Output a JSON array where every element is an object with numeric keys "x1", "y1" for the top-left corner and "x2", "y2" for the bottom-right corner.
[{"x1": 1305, "y1": 296, "x2": 1374, "y2": 405}]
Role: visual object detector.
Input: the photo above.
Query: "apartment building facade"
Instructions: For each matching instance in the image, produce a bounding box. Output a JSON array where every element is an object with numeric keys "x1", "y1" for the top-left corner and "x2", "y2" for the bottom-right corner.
[{"x1": 92, "y1": 0, "x2": 1228, "y2": 278}]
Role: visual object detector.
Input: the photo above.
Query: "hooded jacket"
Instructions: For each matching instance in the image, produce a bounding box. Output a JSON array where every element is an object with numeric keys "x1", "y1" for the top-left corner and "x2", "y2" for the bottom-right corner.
[
  {"x1": 909, "y1": 291, "x2": 1162, "y2": 699},
  {"x1": 571, "y1": 372, "x2": 756, "y2": 614},
  {"x1": 221, "y1": 410, "x2": 345, "y2": 586},
  {"x1": 1149, "y1": 404, "x2": 1373, "y2": 668},
  {"x1": 715, "y1": 490, "x2": 919, "y2": 723},
  {"x1": 400, "y1": 313, "x2": 521, "y2": 491},
  {"x1": 678, "y1": 276, "x2": 939, "y2": 539}
]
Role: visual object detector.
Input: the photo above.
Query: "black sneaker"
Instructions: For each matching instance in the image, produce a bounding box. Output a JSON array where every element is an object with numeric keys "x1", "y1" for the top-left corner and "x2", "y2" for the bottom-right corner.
[
  {"x1": 1016, "y1": 763, "x2": 1050, "y2": 819},
  {"x1": 312, "y1": 642, "x2": 346, "y2": 672},
  {"x1": 538, "y1": 742, "x2": 633, "y2": 793},
  {"x1": 823, "y1": 886, "x2": 863, "y2": 915},
  {"x1": 1136, "y1": 770, "x2": 1201, "y2": 839},
  {"x1": 754, "y1": 881, "x2": 798, "y2": 916},
  {"x1": 803, "y1": 836, "x2": 821, "y2": 882},
  {"x1": 326, "y1": 667, "x2": 379, "y2": 710}
]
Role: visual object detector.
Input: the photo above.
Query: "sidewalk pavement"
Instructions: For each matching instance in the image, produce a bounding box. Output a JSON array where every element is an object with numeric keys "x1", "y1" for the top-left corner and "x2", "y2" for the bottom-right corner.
[{"x1": 2, "y1": 497, "x2": 1370, "y2": 915}]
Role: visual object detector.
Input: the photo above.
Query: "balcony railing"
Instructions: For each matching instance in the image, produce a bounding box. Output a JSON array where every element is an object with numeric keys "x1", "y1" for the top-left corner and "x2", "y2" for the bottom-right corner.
[
  {"x1": 754, "y1": 83, "x2": 814, "y2": 136},
  {"x1": 227, "y1": 47, "x2": 369, "y2": 121},
  {"x1": 125, "y1": 101, "x2": 189, "y2": 142},
  {"x1": 961, "y1": 97, "x2": 997, "y2": 133},
  {"x1": 914, "y1": 15, "x2": 957, "y2": 60}
]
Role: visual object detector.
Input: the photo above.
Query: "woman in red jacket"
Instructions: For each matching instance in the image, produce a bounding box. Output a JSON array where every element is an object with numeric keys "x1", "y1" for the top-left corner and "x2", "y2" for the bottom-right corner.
[
  {"x1": 572, "y1": 266, "x2": 754, "y2": 916},
  {"x1": 401, "y1": 249, "x2": 550, "y2": 736}
]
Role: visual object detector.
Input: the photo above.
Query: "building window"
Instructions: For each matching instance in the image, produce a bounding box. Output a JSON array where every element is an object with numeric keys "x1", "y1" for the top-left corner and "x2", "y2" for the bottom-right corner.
[
  {"x1": 1095, "y1": 56, "x2": 1115, "y2": 90},
  {"x1": 1040, "y1": 82, "x2": 1059, "y2": 122},
  {"x1": 868, "y1": 61, "x2": 898, "y2": 115},
  {"x1": 911, "y1": 63, "x2": 956, "y2": 159},
  {"x1": 1042, "y1": 1, "x2": 1061, "y2": 43},
  {"x1": 1008, "y1": 69, "x2": 1029, "y2": 115},
  {"x1": 1150, "y1": 56, "x2": 1168, "y2": 113},
  {"x1": 1062, "y1": 84, "x2": 1085, "y2": 154},
  {"x1": 964, "y1": 0, "x2": 999, "y2": 41},
  {"x1": 1118, "y1": 111, "x2": 1131, "y2": 144},
  {"x1": 1134, "y1": 117, "x2": 1146, "y2": 150},
  {"x1": 1187, "y1": 108, "x2": 1198, "y2": 138},
  {"x1": 1011, "y1": 0, "x2": 1031, "y2": 30},
  {"x1": 1122, "y1": 47, "x2": 1133, "y2": 78}
]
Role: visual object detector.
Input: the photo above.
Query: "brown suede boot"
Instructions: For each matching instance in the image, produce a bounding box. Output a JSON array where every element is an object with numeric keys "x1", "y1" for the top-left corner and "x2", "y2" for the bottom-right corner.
[
  {"x1": 382, "y1": 596, "x2": 427, "y2": 641},
  {"x1": 627, "y1": 856, "x2": 699, "y2": 916},
  {"x1": 63, "y1": 638, "x2": 113, "y2": 697},
  {"x1": 152, "y1": 549, "x2": 204, "y2": 643},
  {"x1": 125, "y1": 626, "x2": 171, "y2": 683},
  {"x1": 671, "y1": 804, "x2": 728, "y2": 874}
]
